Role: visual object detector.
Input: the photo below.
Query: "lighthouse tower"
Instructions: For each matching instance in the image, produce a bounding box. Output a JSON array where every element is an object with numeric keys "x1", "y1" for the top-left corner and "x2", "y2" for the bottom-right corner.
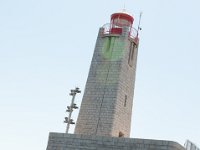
[
  {"x1": 46, "y1": 11, "x2": 186, "y2": 150},
  {"x1": 75, "y1": 10, "x2": 139, "y2": 138}
]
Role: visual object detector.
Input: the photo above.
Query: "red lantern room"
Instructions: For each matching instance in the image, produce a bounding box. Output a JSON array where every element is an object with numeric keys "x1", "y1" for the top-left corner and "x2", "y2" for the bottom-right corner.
[
  {"x1": 110, "y1": 11, "x2": 134, "y2": 34},
  {"x1": 111, "y1": 11, "x2": 134, "y2": 27},
  {"x1": 101, "y1": 10, "x2": 139, "y2": 42}
]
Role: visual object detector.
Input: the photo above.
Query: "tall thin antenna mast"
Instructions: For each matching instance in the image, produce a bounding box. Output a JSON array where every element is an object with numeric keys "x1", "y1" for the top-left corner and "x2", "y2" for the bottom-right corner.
[
  {"x1": 123, "y1": 0, "x2": 126, "y2": 11},
  {"x1": 137, "y1": 12, "x2": 143, "y2": 37}
]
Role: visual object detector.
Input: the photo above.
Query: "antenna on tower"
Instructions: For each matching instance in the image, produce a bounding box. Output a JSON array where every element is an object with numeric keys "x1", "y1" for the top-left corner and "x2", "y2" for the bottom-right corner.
[
  {"x1": 137, "y1": 12, "x2": 143, "y2": 37},
  {"x1": 123, "y1": 0, "x2": 126, "y2": 11}
]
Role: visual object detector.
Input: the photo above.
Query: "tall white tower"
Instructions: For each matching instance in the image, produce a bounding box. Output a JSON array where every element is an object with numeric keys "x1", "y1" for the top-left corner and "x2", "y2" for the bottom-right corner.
[{"x1": 75, "y1": 11, "x2": 139, "y2": 138}]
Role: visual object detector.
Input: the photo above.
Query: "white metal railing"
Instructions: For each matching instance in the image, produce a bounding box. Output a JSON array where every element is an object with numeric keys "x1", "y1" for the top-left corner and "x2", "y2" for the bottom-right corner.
[{"x1": 101, "y1": 23, "x2": 138, "y2": 40}]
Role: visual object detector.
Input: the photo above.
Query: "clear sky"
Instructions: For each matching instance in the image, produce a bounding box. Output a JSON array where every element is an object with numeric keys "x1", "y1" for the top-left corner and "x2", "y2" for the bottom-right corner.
[{"x1": 0, "y1": 0, "x2": 200, "y2": 150}]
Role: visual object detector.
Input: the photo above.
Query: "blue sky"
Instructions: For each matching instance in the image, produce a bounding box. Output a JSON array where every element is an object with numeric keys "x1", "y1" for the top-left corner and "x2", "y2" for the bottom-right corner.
[{"x1": 0, "y1": 0, "x2": 200, "y2": 150}]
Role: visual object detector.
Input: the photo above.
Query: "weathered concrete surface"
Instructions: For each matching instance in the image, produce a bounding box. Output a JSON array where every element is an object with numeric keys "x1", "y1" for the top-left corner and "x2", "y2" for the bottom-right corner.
[{"x1": 46, "y1": 133, "x2": 186, "y2": 150}]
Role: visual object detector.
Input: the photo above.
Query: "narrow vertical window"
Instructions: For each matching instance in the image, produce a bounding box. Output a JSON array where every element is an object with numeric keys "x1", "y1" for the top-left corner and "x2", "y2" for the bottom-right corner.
[
  {"x1": 119, "y1": 132, "x2": 124, "y2": 137},
  {"x1": 124, "y1": 95, "x2": 127, "y2": 107},
  {"x1": 128, "y1": 42, "x2": 135, "y2": 67}
]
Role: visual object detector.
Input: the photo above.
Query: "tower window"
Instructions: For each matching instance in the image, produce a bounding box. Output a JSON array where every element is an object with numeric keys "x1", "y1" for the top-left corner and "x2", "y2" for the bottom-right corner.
[
  {"x1": 128, "y1": 42, "x2": 135, "y2": 67},
  {"x1": 119, "y1": 132, "x2": 124, "y2": 137},
  {"x1": 124, "y1": 95, "x2": 127, "y2": 107}
]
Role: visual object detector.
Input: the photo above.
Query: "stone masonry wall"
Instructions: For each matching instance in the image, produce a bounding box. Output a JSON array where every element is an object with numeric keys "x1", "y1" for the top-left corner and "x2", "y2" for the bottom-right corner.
[
  {"x1": 75, "y1": 27, "x2": 138, "y2": 137},
  {"x1": 46, "y1": 133, "x2": 186, "y2": 150},
  {"x1": 75, "y1": 28, "x2": 121, "y2": 136}
]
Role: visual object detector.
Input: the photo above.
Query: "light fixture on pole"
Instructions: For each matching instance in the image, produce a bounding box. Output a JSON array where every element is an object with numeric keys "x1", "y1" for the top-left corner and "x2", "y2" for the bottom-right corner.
[{"x1": 64, "y1": 87, "x2": 81, "y2": 133}]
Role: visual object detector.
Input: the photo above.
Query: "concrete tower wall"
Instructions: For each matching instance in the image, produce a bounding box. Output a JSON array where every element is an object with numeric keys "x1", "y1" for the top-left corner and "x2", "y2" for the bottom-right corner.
[{"x1": 75, "y1": 26, "x2": 138, "y2": 137}]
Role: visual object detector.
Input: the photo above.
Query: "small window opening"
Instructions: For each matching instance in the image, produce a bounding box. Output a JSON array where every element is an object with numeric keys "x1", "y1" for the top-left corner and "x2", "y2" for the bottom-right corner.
[
  {"x1": 124, "y1": 95, "x2": 127, "y2": 107},
  {"x1": 119, "y1": 132, "x2": 124, "y2": 137},
  {"x1": 128, "y1": 42, "x2": 135, "y2": 67}
]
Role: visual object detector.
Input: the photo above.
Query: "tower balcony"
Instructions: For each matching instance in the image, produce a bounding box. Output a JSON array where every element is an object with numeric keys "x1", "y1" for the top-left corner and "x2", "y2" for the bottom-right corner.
[{"x1": 101, "y1": 23, "x2": 139, "y2": 44}]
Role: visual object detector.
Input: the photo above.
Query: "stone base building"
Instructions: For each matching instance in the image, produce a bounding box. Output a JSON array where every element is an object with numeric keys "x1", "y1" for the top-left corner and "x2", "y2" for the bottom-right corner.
[{"x1": 46, "y1": 133, "x2": 185, "y2": 150}]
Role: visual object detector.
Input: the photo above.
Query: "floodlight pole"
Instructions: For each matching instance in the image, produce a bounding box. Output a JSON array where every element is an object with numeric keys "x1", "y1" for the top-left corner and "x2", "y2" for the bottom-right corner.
[
  {"x1": 66, "y1": 94, "x2": 75, "y2": 133},
  {"x1": 64, "y1": 87, "x2": 81, "y2": 133}
]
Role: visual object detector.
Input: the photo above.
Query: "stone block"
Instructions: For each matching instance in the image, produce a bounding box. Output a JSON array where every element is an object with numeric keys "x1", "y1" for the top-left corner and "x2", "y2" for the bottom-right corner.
[{"x1": 46, "y1": 133, "x2": 186, "y2": 150}]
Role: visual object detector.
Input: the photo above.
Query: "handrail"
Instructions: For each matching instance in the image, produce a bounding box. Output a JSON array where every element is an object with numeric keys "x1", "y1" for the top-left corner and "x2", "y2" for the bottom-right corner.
[{"x1": 101, "y1": 23, "x2": 138, "y2": 40}]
